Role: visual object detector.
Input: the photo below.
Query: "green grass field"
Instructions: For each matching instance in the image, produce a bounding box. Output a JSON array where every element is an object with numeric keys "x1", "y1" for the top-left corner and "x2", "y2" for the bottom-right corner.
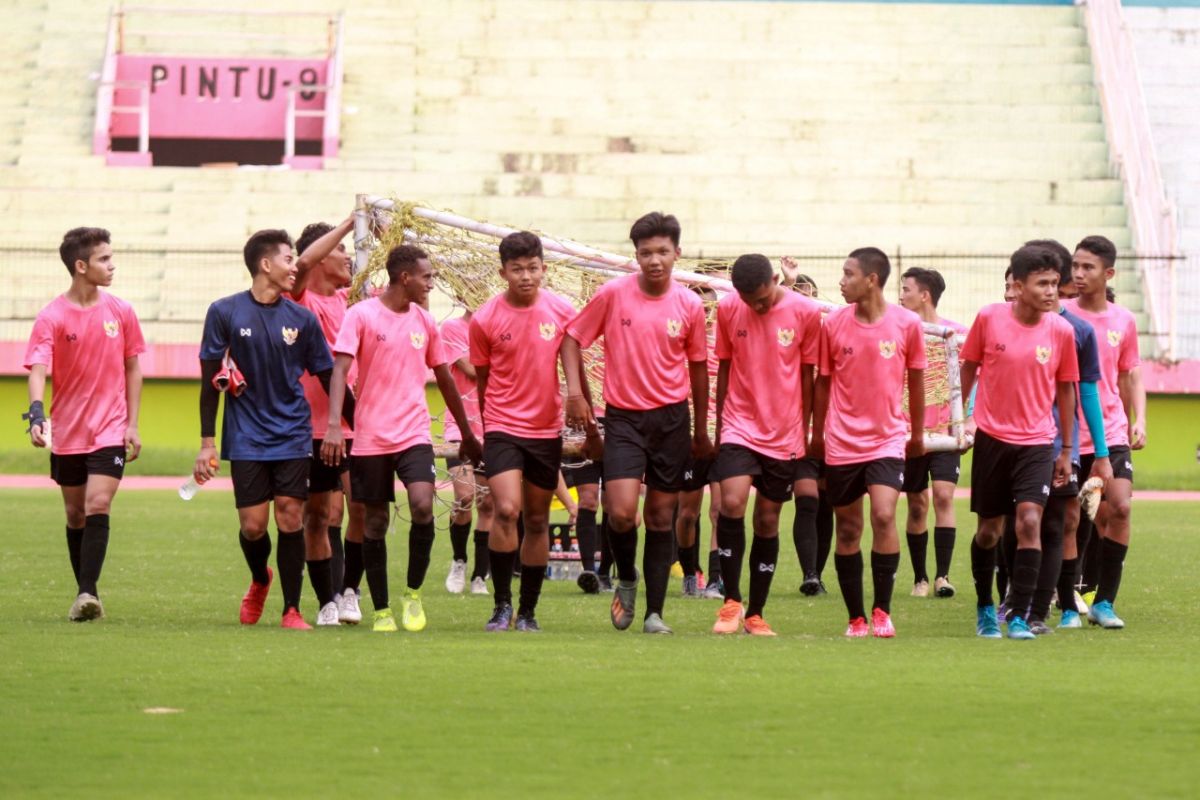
[{"x1": 2, "y1": 489, "x2": 1198, "y2": 798}]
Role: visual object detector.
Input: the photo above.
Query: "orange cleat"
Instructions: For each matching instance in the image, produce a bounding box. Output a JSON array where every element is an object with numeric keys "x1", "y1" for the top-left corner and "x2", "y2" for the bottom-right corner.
[
  {"x1": 281, "y1": 607, "x2": 312, "y2": 630},
  {"x1": 712, "y1": 599, "x2": 745, "y2": 634},
  {"x1": 743, "y1": 614, "x2": 777, "y2": 637},
  {"x1": 844, "y1": 616, "x2": 869, "y2": 637},
  {"x1": 871, "y1": 608, "x2": 896, "y2": 638},
  {"x1": 239, "y1": 567, "x2": 273, "y2": 625}
]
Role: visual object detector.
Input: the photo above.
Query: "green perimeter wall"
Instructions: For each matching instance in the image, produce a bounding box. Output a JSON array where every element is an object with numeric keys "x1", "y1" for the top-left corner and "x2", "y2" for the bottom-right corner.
[{"x1": 1, "y1": 378, "x2": 1196, "y2": 489}]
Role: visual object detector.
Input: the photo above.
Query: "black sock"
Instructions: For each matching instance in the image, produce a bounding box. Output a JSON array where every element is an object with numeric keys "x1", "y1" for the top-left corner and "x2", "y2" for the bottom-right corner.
[
  {"x1": 517, "y1": 564, "x2": 545, "y2": 617},
  {"x1": 609, "y1": 524, "x2": 639, "y2": 583},
  {"x1": 793, "y1": 495, "x2": 819, "y2": 576},
  {"x1": 816, "y1": 490, "x2": 834, "y2": 576},
  {"x1": 343, "y1": 538, "x2": 363, "y2": 592},
  {"x1": 1058, "y1": 557, "x2": 1079, "y2": 612},
  {"x1": 307, "y1": 558, "x2": 334, "y2": 607},
  {"x1": 77, "y1": 514, "x2": 110, "y2": 597},
  {"x1": 708, "y1": 548, "x2": 722, "y2": 581},
  {"x1": 471, "y1": 530, "x2": 490, "y2": 579},
  {"x1": 834, "y1": 551, "x2": 866, "y2": 620},
  {"x1": 240, "y1": 531, "x2": 272, "y2": 585},
  {"x1": 449, "y1": 521, "x2": 470, "y2": 563},
  {"x1": 643, "y1": 528, "x2": 673, "y2": 617},
  {"x1": 1002, "y1": 517, "x2": 1018, "y2": 604},
  {"x1": 515, "y1": 515, "x2": 525, "y2": 573},
  {"x1": 1095, "y1": 538, "x2": 1128, "y2": 605},
  {"x1": 66, "y1": 526, "x2": 84, "y2": 584},
  {"x1": 933, "y1": 526, "x2": 955, "y2": 579},
  {"x1": 871, "y1": 550, "x2": 900, "y2": 614},
  {"x1": 276, "y1": 529, "x2": 305, "y2": 612},
  {"x1": 1079, "y1": 514, "x2": 1101, "y2": 592},
  {"x1": 1030, "y1": 496, "x2": 1066, "y2": 622},
  {"x1": 327, "y1": 526, "x2": 345, "y2": 596},
  {"x1": 746, "y1": 535, "x2": 779, "y2": 618},
  {"x1": 971, "y1": 538, "x2": 996, "y2": 608},
  {"x1": 1006, "y1": 547, "x2": 1041, "y2": 623},
  {"x1": 716, "y1": 514, "x2": 747, "y2": 603},
  {"x1": 906, "y1": 531, "x2": 929, "y2": 584},
  {"x1": 598, "y1": 515, "x2": 613, "y2": 578},
  {"x1": 489, "y1": 549, "x2": 516, "y2": 605},
  {"x1": 576, "y1": 509, "x2": 598, "y2": 572},
  {"x1": 362, "y1": 537, "x2": 389, "y2": 610},
  {"x1": 679, "y1": 524, "x2": 699, "y2": 577},
  {"x1": 407, "y1": 521, "x2": 435, "y2": 590}
]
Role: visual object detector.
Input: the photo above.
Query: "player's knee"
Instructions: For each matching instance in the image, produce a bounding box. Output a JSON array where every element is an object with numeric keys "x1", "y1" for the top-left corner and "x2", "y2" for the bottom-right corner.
[
  {"x1": 676, "y1": 508, "x2": 699, "y2": 529},
  {"x1": 643, "y1": 508, "x2": 673, "y2": 531},
  {"x1": 241, "y1": 521, "x2": 268, "y2": 539},
  {"x1": 608, "y1": 510, "x2": 637, "y2": 533},
  {"x1": 835, "y1": 520, "x2": 860, "y2": 545},
  {"x1": 493, "y1": 499, "x2": 520, "y2": 526},
  {"x1": 364, "y1": 508, "x2": 389, "y2": 539},
  {"x1": 1110, "y1": 496, "x2": 1132, "y2": 521},
  {"x1": 83, "y1": 496, "x2": 113, "y2": 516}
]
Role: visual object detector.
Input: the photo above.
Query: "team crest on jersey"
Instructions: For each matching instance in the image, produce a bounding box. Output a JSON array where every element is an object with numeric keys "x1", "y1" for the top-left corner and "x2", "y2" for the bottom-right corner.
[
  {"x1": 1035, "y1": 345, "x2": 1051, "y2": 365},
  {"x1": 777, "y1": 328, "x2": 795, "y2": 347},
  {"x1": 103, "y1": 320, "x2": 119, "y2": 338},
  {"x1": 539, "y1": 322, "x2": 557, "y2": 341},
  {"x1": 410, "y1": 331, "x2": 426, "y2": 349},
  {"x1": 1107, "y1": 329, "x2": 1122, "y2": 348},
  {"x1": 878, "y1": 340, "x2": 897, "y2": 359},
  {"x1": 666, "y1": 319, "x2": 682, "y2": 338},
  {"x1": 281, "y1": 326, "x2": 299, "y2": 346}
]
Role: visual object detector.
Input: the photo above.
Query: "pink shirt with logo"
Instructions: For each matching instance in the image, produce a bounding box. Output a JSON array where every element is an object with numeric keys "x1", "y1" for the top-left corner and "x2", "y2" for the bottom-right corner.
[
  {"x1": 962, "y1": 303, "x2": 1080, "y2": 446},
  {"x1": 291, "y1": 288, "x2": 356, "y2": 440},
  {"x1": 440, "y1": 315, "x2": 482, "y2": 442},
  {"x1": 1062, "y1": 299, "x2": 1140, "y2": 453},
  {"x1": 716, "y1": 291, "x2": 822, "y2": 460},
  {"x1": 23, "y1": 292, "x2": 146, "y2": 455},
  {"x1": 566, "y1": 273, "x2": 707, "y2": 411},
  {"x1": 469, "y1": 291, "x2": 577, "y2": 438},
  {"x1": 818, "y1": 303, "x2": 927, "y2": 465},
  {"x1": 333, "y1": 298, "x2": 446, "y2": 456}
]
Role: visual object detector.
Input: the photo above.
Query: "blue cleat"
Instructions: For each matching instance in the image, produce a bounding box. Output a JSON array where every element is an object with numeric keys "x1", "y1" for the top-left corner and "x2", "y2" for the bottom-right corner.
[
  {"x1": 1006, "y1": 615, "x2": 1037, "y2": 640},
  {"x1": 1059, "y1": 609, "x2": 1082, "y2": 629},
  {"x1": 976, "y1": 605, "x2": 1002, "y2": 639},
  {"x1": 1087, "y1": 600, "x2": 1125, "y2": 629}
]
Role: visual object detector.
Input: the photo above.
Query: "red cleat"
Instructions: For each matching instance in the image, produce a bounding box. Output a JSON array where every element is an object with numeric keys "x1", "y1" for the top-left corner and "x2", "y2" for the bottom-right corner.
[
  {"x1": 871, "y1": 608, "x2": 896, "y2": 638},
  {"x1": 844, "y1": 616, "x2": 869, "y2": 638},
  {"x1": 281, "y1": 607, "x2": 312, "y2": 630},
  {"x1": 239, "y1": 567, "x2": 273, "y2": 625}
]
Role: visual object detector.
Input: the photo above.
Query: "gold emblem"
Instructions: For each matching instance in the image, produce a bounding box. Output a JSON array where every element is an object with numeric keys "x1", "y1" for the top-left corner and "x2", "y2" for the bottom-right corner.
[
  {"x1": 666, "y1": 319, "x2": 682, "y2": 338},
  {"x1": 539, "y1": 322, "x2": 556, "y2": 341},
  {"x1": 777, "y1": 328, "x2": 795, "y2": 346},
  {"x1": 281, "y1": 326, "x2": 299, "y2": 345},
  {"x1": 1107, "y1": 329, "x2": 1122, "y2": 348},
  {"x1": 102, "y1": 320, "x2": 119, "y2": 338},
  {"x1": 878, "y1": 340, "x2": 897, "y2": 359},
  {"x1": 410, "y1": 331, "x2": 426, "y2": 349},
  {"x1": 1036, "y1": 345, "x2": 1052, "y2": 365}
]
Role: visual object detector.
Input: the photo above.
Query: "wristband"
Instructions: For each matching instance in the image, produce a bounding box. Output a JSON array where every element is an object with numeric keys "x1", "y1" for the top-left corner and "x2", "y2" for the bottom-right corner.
[{"x1": 22, "y1": 400, "x2": 45, "y2": 432}]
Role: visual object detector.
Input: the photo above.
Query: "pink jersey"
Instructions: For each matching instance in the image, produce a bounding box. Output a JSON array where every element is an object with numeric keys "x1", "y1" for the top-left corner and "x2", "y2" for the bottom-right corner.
[
  {"x1": 716, "y1": 291, "x2": 822, "y2": 459},
  {"x1": 333, "y1": 298, "x2": 446, "y2": 456},
  {"x1": 291, "y1": 288, "x2": 355, "y2": 440},
  {"x1": 469, "y1": 291, "x2": 577, "y2": 438},
  {"x1": 23, "y1": 292, "x2": 145, "y2": 455},
  {"x1": 565, "y1": 273, "x2": 707, "y2": 411},
  {"x1": 440, "y1": 315, "x2": 482, "y2": 441},
  {"x1": 818, "y1": 303, "x2": 927, "y2": 465},
  {"x1": 1062, "y1": 299, "x2": 1140, "y2": 453},
  {"x1": 962, "y1": 303, "x2": 1080, "y2": 446}
]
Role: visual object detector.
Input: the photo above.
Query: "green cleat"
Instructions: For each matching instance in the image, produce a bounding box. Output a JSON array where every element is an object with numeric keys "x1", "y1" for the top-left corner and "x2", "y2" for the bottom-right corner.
[
  {"x1": 401, "y1": 589, "x2": 427, "y2": 632},
  {"x1": 373, "y1": 608, "x2": 398, "y2": 633}
]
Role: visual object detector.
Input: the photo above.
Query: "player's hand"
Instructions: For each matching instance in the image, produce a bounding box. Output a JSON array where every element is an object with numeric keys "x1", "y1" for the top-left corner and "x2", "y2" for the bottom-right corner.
[
  {"x1": 124, "y1": 426, "x2": 142, "y2": 462},
  {"x1": 565, "y1": 395, "x2": 592, "y2": 430},
  {"x1": 194, "y1": 446, "x2": 219, "y2": 483},
  {"x1": 25, "y1": 400, "x2": 47, "y2": 448},
  {"x1": 807, "y1": 435, "x2": 825, "y2": 463},
  {"x1": 1130, "y1": 420, "x2": 1147, "y2": 450},
  {"x1": 906, "y1": 435, "x2": 926, "y2": 460},
  {"x1": 1089, "y1": 455, "x2": 1114, "y2": 484},
  {"x1": 1053, "y1": 452, "x2": 1071, "y2": 488},
  {"x1": 322, "y1": 426, "x2": 346, "y2": 466},
  {"x1": 582, "y1": 422, "x2": 604, "y2": 462},
  {"x1": 460, "y1": 434, "x2": 483, "y2": 466},
  {"x1": 962, "y1": 418, "x2": 977, "y2": 452},
  {"x1": 780, "y1": 255, "x2": 799, "y2": 287},
  {"x1": 691, "y1": 430, "x2": 714, "y2": 460},
  {"x1": 29, "y1": 421, "x2": 47, "y2": 448}
]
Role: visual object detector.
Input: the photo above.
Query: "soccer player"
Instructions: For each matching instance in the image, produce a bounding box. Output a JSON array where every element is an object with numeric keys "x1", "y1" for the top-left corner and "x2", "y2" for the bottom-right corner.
[
  {"x1": 1066, "y1": 235, "x2": 1144, "y2": 629},
  {"x1": 562, "y1": 459, "x2": 603, "y2": 593},
  {"x1": 676, "y1": 457, "x2": 720, "y2": 597},
  {"x1": 897, "y1": 267, "x2": 967, "y2": 598},
  {"x1": 194, "y1": 229, "x2": 347, "y2": 630},
  {"x1": 562, "y1": 212, "x2": 712, "y2": 635},
  {"x1": 711, "y1": 254, "x2": 822, "y2": 636},
  {"x1": 468, "y1": 231, "x2": 577, "y2": 631},
  {"x1": 24, "y1": 227, "x2": 144, "y2": 621},
  {"x1": 960, "y1": 244, "x2": 1079, "y2": 640},
  {"x1": 810, "y1": 247, "x2": 926, "y2": 638}
]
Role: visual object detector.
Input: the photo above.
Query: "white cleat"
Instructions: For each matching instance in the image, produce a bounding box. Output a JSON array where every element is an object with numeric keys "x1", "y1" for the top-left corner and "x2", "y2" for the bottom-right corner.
[
  {"x1": 316, "y1": 601, "x2": 340, "y2": 627},
  {"x1": 445, "y1": 559, "x2": 467, "y2": 594},
  {"x1": 911, "y1": 580, "x2": 930, "y2": 598},
  {"x1": 470, "y1": 576, "x2": 489, "y2": 596},
  {"x1": 337, "y1": 588, "x2": 363, "y2": 625},
  {"x1": 69, "y1": 592, "x2": 103, "y2": 622}
]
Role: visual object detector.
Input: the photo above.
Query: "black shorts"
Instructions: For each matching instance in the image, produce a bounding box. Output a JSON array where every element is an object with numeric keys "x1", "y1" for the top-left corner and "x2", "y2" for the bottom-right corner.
[
  {"x1": 969, "y1": 430, "x2": 1054, "y2": 518},
  {"x1": 50, "y1": 446, "x2": 127, "y2": 487},
  {"x1": 483, "y1": 432, "x2": 563, "y2": 492},
  {"x1": 231, "y1": 458, "x2": 310, "y2": 508},
  {"x1": 446, "y1": 453, "x2": 488, "y2": 479},
  {"x1": 310, "y1": 437, "x2": 352, "y2": 494},
  {"x1": 1050, "y1": 461, "x2": 1081, "y2": 499},
  {"x1": 825, "y1": 458, "x2": 906, "y2": 508},
  {"x1": 902, "y1": 451, "x2": 962, "y2": 493},
  {"x1": 1080, "y1": 446, "x2": 1134, "y2": 485},
  {"x1": 562, "y1": 460, "x2": 602, "y2": 488},
  {"x1": 352, "y1": 445, "x2": 437, "y2": 504},
  {"x1": 714, "y1": 444, "x2": 819, "y2": 503},
  {"x1": 603, "y1": 401, "x2": 691, "y2": 492},
  {"x1": 680, "y1": 455, "x2": 715, "y2": 492}
]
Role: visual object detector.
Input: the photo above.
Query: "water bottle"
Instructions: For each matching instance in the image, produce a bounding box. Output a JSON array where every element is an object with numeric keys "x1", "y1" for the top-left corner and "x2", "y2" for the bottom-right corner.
[{"x1": 180, "y1": 458, "x2": 219, "y2": 501}]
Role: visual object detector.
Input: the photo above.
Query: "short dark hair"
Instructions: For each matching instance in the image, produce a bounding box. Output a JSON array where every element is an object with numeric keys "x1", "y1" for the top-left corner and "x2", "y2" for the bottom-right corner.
[
  {"x1": 59, "y1": 227, "x2": 110, "y2": 275},
  {"x1": 385, "y1": 244, "x2": 429, "y2": 283},
  {"x1": 901, "y1": 267, "x2": 946, "y2": 307},
  {"x1": 848, "y1": 247, "x2": 891, "y2": 288},
  {"x1": 1026, "y1": 239, "x2": 1072, "y2": 286},
  {"x1": 498, "y1": 231, "x2": 543, "y2": 264},
  {"x1": 731, "y1": 254, "x2": 774, "y2": 294},
  {"x1": 629, "y1": 212, "x2": 681, "y2": 248},
  {"x1": 296, "y1": 222, "x2": 334, "y2": 256},
  {"x1": 1009, "y1": 244, "x2": 1061, "y2": 282},
  {"x1": 243, "y1": 229, "x2": 293, "y2": 276},
  {"x1": 1004, "y1": 265, "x2": 1014, "y2": 280},
  {"x1": 795, "y1": 274, "x2": 817, "y2": 293},
  {"x1": 1075, "y1": 235, "x2": 1117, "y2": 269}
]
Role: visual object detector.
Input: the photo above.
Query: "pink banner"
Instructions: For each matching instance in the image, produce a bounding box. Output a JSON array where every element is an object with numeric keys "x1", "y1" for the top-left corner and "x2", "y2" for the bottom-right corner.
[{"x1": 112, "y1": 55, "x2": 328, "y2": 140}]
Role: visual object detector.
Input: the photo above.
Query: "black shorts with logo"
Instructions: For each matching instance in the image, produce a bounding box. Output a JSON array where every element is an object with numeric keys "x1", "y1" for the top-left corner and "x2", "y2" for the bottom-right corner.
[
  {"x1": 825, "y1": 458, "x2": 906, "y2": 508},
  {"x1": 352, "y1": 444, "x2": 437, "y2": 504},
  {"x1": 310, "y1": 437, "x2": 352, "y2": 494},
  {"x1": 901, "y1": 451, "x2": 962, "y2": 493},
  {"x1": 1050, "y1": 461, "x2": 1081, "y2": 499},
  {"x1": 562, "y1": 460, "x2": 602, "y2": 488},
  {"x1": 1079, "y1": 445, "x2": 1134, "y2": 485},
  {"x1": 50, "y1": 446, "x2": 127, "y2": 487},
  {"x1": 680, "y1": 455, "x2": 715, "y2": 492},
  {"x1": 483, "y1": 432, "x2": 563, "y2": 492},
  {"x1": 231, "y1": 458, "x2": 310, "y2": 509},
  {"x1": 602, "y1": 401, "x2": 691, "y2": 492},
  {"x1": 714, "y1": 444, "x2": 819, "y2": 504},
  {"x1": 969, "y1": 429, "x2": 1055, "y2": 518}
]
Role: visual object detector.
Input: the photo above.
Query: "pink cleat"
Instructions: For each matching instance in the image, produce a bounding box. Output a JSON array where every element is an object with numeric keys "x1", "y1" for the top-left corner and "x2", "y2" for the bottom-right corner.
[
  {"x1": 281, "y1": 607, "x2": 312, "y2": 630},
  {"x1": 844, "y1": 616, "x2": 869, "y2": 638},
  {"x1": 239, "y1": 567, "x2": 273, "y2": 625},
  {"x1": 871, "y1": 608, "x2": 896, "y2": 638}
]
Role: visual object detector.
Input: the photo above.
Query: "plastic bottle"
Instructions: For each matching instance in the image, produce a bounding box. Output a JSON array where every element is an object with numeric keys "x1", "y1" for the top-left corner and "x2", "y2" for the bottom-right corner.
[{"x1": 180, "y1": 458, "x2": 219, "y2": 500}]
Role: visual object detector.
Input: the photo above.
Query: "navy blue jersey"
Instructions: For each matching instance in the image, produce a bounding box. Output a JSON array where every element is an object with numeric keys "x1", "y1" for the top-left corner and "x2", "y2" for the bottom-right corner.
[
  {"x1": 1052, "y1": 306, "x2": 1101, "y2": 462},
  {"x1": 200, "y1": 291, "x2": 333, "y2": 461}
]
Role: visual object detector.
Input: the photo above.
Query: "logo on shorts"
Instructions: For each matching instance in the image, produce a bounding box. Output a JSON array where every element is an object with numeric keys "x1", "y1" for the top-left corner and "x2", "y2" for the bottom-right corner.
[
  {"x1": 684, "y1": 469, "x2": 695, "y2": 481},
  {"x1": 410, "y1": 331, "x2": 426, "y2": 349},
  {"x1": 777, "y1": 328, "x2": 795, "y2": 347},
  {"x1": 281, "y1": 326, "x2": 299, "y2": 346},
  {"x1": 103, "y1": 320, "x2": 119, "y2": 338},
  {"x1": 878, "y1": 340, "x2": 897, "y2": 359},
  {"x1": 1125, "y1": 460, "x2": 1132, "y2": 472},
  {"x1": 1107, "y1": 329, "x2": 1122, "y2": 348},
  {"x1": 898, "y1": 472, "x2": 904, "y2": 483},
  {"x1": 1042, "y1": 485, "x2": 1050, "y2": 495},
  {"x1": 539, "y1": 322, "x2": 556, "y2": 341},
  {"x1": 1035, "y1": 345, "x2": 1051, "y2": 365},
  {"x1": 666, "y1": 319, "x2": 682, "y2": 338},
  {"x1": 113, "y1": 455, "x2": 124, "y2": 466}
]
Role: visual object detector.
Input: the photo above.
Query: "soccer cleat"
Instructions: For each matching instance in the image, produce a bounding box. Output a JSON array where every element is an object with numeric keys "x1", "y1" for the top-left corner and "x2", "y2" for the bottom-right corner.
[
  {"x1": 681, "y1": 574, "x2": 701, "y2": 598},
  {"x1": 69, "y1": 593, "x2": 103, "y2": 622},
  {"x1": 337, "y1": 588, "x2": 362, "y2": 624},
  {"x1": 485, "y1": 603, "x2": 513, "y2": 632},
  {"x1": 712, "y1": 599, "x2": 745, "y2": 634},
  {"x1": 976, "y1": 605, "x2": 1002, "y2": 639},
  {"x1": 800, "y1": 573, "x2": 822, "y2": 596},
  {"x1": 401, "y1": 589, "x2": 427, "y2": 632},
  {"x1": 696, "y1": 571, "x2": 707, "y2": 592},
  {"x1": 911, "y1": 580, "x2": 930, "y2": 598},
  {"x1": 642, "y1": 613, "x2": 673, "y2": 635},
  {"x1": 1059, "y1": 609, "x2": 1082, "y2": 629},
  {"x1": 514, "y1": 613, "x2": 541, "y2": 633},
  {"x1": 1080, "y1": 590, "x2": 1097, "y2": 609},
  {"x1": 239, "y1": 567, "x2": 274, "y2": 625},
  {"x1": 316, "y1": 601, "x2": 340, "y2": 627},
  {"x1": 1087, "y1": 600, "x2": 1125, "y2": 629},
  {"x1": 597, "y1": 575, "x2": 614, "y2": 593},
  {"x1": 844, "y1": 617, "x2": 869, "y2": 638},
  {"x1": 281, "y1": 608, "x2": 312, "y2": 630},
  {"x1": 444, "y1": 560, "x2": 467, "y2": 594},
  {"x1": 670, "y1": 561, "x2": 684, "y2": 579},
  {"x1": 1006, "y1": 616, "x2": 1037, "y2": 640},
  {"x1": 934, "y1": 576, "x2": 956, "y2": 598},
  {"x1": 996, "y1": 601, "x2": 1008, "y2": 623},
  {"x1": 743, "y1": 614, "x2": 777, "y2": 637},
  {"x1": 1074, "y1": 590, "x2": 1090, "y2": 615},
  {"x1": 577, "y1": 570, "x2": 600, "y2": 595},
  {"x1": 372, "y1": 608, "x2": 398, "y2": 632},
  {"x1": 470, "y1": 577, "x2": 490, "y2": 595},
  {"x1": 702, "y1": 577, "x2": 725, "y2": 600},
  {"x1": 1028, "y1": 619, "x2": 1053, "y2": 636},
  {"x1": 611, "y1": 574, "x2": 638, "y2": 630},
  {"x1": 871, "y1": 608, "x2": 896, "y2": 638}
]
